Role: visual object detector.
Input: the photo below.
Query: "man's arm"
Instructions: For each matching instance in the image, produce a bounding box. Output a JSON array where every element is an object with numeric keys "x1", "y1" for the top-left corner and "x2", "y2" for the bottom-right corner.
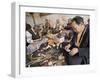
[{"x1": 69, "y1": 48, "x2": 79, "y2": 56}]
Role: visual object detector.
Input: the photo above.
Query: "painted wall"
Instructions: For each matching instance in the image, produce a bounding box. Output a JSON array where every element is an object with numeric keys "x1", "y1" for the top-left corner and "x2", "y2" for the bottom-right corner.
[{"x1": 26, "y1": 13, "x2": 89, "y2": 27}]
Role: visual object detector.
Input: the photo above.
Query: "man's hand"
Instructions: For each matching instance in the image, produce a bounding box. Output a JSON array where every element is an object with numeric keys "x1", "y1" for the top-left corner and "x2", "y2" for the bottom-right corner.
[
  {"x1": 69, "y1": 48, "x2": 79, "y2": 56},
  {"x1": 64, "y1": 44, "x2": 71, "y2": 52},
  {"x1": 65, "y1": 44, "x2": 71, "y2": 49}
]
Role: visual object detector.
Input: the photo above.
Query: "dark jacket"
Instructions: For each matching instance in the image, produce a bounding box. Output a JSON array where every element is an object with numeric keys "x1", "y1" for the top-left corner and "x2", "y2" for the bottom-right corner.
[
  {"x1": 63, "y1": 26, "x2": 90, "y2": 65},
  {"x1": 28, "y1": 29, "x2": 40, "y2": 40},
  {"x1": 78, "y1": 26, "x2": 90, "y2": 64}
]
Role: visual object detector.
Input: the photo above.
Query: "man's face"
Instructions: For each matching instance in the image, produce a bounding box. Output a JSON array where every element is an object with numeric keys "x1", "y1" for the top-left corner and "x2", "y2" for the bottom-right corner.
[{"x1": 71, "y1": 21, "x2": 82, "y2": 33}]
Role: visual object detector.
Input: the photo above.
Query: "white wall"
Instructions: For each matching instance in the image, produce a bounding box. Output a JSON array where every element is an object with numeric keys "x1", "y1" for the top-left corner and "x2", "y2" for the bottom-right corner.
[
  {"x1": 41, "y1": 14, "x2": 89, "y2": 26},
  {"x1": 26, "y1": 13, "x2": 42, "y2": 27},
  {"x1": 26, "y1": 13, "x2": 35, "y2": 28},
  {"x1": 33, "y1": 13, "x2": 42, "y2": 25},
  {"x1": 27, "y1": 13, "x2": 89, "y2": 27},
  {"x1": 0, "y1": 0, "x2": 100, "y2": 80}
]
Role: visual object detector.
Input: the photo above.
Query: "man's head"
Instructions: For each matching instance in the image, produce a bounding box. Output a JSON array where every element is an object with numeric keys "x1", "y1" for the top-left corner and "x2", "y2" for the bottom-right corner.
[
  {"x1": 45, "y1": 19, "x2": 49, "y2": 23},
  {"x1": 71, "y1": 16, "x2": 84, "y2": 33},
  {"x1": 68, "y1": 18, "x2": 72, "y2": 24},
  {"x1": 56, "y1": 19, "x2": 60, "y2": 24},
  {"x1": 26, "y1": 24, "x2": 31, "y2": 31}
]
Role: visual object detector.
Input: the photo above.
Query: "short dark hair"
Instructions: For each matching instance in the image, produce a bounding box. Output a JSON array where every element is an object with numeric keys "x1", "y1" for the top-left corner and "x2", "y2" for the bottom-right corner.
[
  {"x1": 26, "y1": 24, "x2": 31, "y2": 30},
  {"x1": 72, "y1": 16, "x2": 84, "y2": 25}
]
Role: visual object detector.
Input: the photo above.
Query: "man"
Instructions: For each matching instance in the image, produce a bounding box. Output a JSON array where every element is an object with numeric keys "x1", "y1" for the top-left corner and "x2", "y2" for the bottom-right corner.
[
  {"x1": 65, "y1": 18, "x2": 72, "y2": 30},
  {"x1": 26, "y1": 24, "x2": 33, "y2": 46},
  {"x1": 43, "y1": 19, "x2": 51, "y2": 35},
  {"x1": 26, "y1": 24, "x2": 40, "y2": 54},
  {"x1": 55, "y1": 19, "x2": 62, "y2": 31},
  {"x1": 63, "y1": 16, "x2": 89, "y2": 65}
]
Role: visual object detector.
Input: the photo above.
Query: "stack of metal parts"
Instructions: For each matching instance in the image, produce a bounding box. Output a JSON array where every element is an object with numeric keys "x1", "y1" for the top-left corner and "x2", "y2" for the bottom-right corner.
[
  {"x1": 26, "y1": 31, "x2": 70, "y2": 67},
  {"x1": 26, "y1": 46, "x2": 66, "y2": 67}
]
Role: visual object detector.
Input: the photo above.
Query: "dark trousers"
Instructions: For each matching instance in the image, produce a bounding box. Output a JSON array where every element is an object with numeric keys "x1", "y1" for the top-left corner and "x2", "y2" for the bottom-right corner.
[
  {"x1": 65, "y1": 53, "x2": 82, "y2": 65},
  {"x1": 61, "y1": 48, "x2": 89, "y2": 65}
]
